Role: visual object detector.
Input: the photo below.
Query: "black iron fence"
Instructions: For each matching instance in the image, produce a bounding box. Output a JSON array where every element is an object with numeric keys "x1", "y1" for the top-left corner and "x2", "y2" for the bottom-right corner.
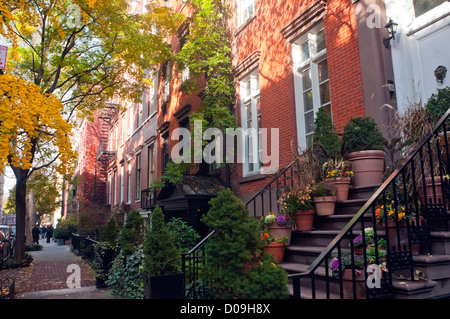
[
  {"x1": 289, "y1": 108, "x2": 450, "y2": 299},
  {"x1": 71, "y1": 233, "x2": 99, "y2": 262}
]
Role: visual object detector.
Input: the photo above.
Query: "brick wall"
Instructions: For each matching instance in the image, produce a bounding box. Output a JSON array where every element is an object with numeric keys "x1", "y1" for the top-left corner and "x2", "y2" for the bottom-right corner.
[{"x1": 230, "y1": 0, "x2": 366, "y2": 200}]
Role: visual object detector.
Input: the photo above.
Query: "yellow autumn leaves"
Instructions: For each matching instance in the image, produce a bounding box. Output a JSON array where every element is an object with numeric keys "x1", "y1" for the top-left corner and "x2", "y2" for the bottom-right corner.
[{"x1": 0, "y1": 74, "x2": 76, "y2": 176}]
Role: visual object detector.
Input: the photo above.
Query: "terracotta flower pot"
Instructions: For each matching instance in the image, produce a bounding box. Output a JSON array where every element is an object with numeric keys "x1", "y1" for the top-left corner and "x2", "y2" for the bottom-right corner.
[
  {"x1": 264, "y1": 241, "x2": 286, "y2": 263},
  {"x1": 342, "y1": 269, "x2": 366, "y2": 299},
  {"x1": 325, "y1": 177, "x2": 351, "y2": 202},
  {"x1": 293, "y1": 209, "x2": 315, "y2": 231},
  {"x1": 347, "y1": 150, "x2": 385, "y2": 187},
  {"x1": 313, "y1": 196, "x2": 336, "y2": 216},
  {"x1": 267, "y1": 223, "x2": 292, "y2": 246}
]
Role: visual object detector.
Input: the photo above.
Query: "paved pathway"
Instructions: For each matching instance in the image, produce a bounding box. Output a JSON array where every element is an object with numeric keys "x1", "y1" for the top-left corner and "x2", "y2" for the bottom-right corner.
[{"x1": 0, "y1": 240, "x2": 115, "y2": 299}]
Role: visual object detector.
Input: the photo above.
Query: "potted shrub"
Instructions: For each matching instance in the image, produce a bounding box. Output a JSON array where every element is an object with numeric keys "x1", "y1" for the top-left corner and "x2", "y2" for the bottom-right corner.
[
  {"x1": 311, "y1": 182, "x2": 337, "y2": 216},
  {"x1": 260, "y1": 211, "x2": 293, "y2": 245},
  {"x1": 261, "y1": 232, "x2": 288, "y2": 263},
  {"x1": 343, "y1": 116, "x2": 386, "y2": 187},
  {"x1": 143, "y1": 205, "x2": 184, "y2": 299},
  {"x1": 323, "y1": 158, "x2": 354, "y2": 201},
  {"x1": 278, "y1": 185, "x2": 314, "y2": 231},
  {"x1": 53, "y1": 227, "x2": 68, "y2": 245}
]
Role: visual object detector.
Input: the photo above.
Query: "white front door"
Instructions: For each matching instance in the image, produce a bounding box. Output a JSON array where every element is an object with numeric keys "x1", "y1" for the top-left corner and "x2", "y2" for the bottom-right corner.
[{"x1": 385, "y1": 0, "x2": 450, "y2": 112}]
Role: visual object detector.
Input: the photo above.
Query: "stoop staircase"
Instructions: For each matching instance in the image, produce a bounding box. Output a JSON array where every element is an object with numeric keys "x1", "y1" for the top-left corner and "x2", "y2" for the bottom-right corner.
[{"x1": 182, "y1": 108, "x2": 450, "y2": 299}]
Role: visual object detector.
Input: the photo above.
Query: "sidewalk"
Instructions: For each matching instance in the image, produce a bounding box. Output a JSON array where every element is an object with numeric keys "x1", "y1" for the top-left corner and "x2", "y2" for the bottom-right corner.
[{"x1": 0, "y1": 240, "x2": 115, "y2": 299}]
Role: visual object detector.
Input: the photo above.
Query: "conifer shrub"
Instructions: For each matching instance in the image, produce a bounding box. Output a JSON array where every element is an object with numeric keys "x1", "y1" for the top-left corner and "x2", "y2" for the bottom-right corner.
[
  {"x1": 313, "y1": 105, "x2": 342, "y2": 161},
  {"x1": 100, "y1": 218, "x2": 118, "y2": 248},
  {"x1": 343, "y1": 116, "x2": 386, "y2": 153},
  {"x1": 143, "y1": 205, "x2": 182, "y2": 276},
  {"x1": 201, "y1": 188, "x2": 288, "y2": 299}
]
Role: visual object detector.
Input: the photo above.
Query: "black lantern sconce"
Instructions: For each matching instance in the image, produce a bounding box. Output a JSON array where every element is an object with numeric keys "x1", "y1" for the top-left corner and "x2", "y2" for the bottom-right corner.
[{"x1": 383, "y1": 18, "x2": 398, "y2": 48}]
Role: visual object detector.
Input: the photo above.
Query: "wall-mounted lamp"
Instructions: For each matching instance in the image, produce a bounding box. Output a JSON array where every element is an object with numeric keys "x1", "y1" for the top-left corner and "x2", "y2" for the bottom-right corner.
[{"x1": 383, "y1": 18, "x2": 398, "y2": 48}]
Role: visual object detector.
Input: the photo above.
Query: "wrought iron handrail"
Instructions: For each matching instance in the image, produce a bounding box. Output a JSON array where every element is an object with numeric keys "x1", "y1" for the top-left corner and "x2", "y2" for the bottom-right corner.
[
  {"x1": 245, "y1": 158, "x2": 299, "y2": 217},
  {"x1": 181, "y1": 230, "x2": 215, "y2": 299},
  {"x1": 289, "y1": 108, "x2": 450, "y2": 299}
]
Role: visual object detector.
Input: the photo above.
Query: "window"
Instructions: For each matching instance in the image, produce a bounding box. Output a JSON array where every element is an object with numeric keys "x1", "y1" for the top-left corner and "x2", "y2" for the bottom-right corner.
[
  {"x1": 162, "y1": 135, "x2": 169, "y2": 174},
  {"x1": 128, "y1": 103, "x2": 134, "y2": 136},
  {"x1": 135, "y1": 153, "x2": 141, "y2": 201},
  {"x1": 293, "y1": 24, "x2": 330, "y2": 149},
  {"x1": 240, "y1": 70, "x2": 262, "y2": 176},
  {"x1": 238, "y1": 0, "x2": 255, "y2": 27},
  {"x1": 108, "y1": 171, "x2": 112, "y2": 205},
  {"x1": 120, "y1": 165, "x2": 124, "y2": 203},
  {"x1": 413, "y1": 0, "x2": 446, "y2": 17},
  {"x1": 121, "y1": 115, "x2": 125, "y2": 144},
  {"x1": 127, "y1": 162, "x2": 132, "y2": 204},
  {"x1": 163, "y1": 61, "x2": 171, "y2": 103},
  {"x1": 138, "y1": 101, "x2": 143, "y2": 127},
  {"x1": 148, "y1": 75, "x2": 157, "y2": 116},
  {"x1": 148, "y1": 145, "x2": 154, "y2": 187},
  {"x1": 113, "y1": 168, "x2": 117, "y2": 205}
]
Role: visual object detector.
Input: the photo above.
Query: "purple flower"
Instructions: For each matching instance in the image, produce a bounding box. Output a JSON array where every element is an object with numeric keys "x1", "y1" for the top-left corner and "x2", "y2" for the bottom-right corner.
[
  {"x1": 353, "y1": 235, "x2": 363, "y2": 243},
  {"x1": 276, "y1": 215, "x2": 287, "y2": 225},
  {"x1": 329, "y1": 258, "x2": 341, "y2": 271}
]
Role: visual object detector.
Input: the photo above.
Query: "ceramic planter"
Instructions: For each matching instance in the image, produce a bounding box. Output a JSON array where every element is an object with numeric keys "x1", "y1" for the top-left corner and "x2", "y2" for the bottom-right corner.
[
  {"x1": 143, "y1": 273, "x2": 185, "y2": 299},
  {"x1": 267, "y1": 223, "x2": 292, "y2": 245},
  {"x1": 347, "y1": 150, "x2": 385, "y2": 187},
  {"x1": 313, "y1": 196, "x2": 336, "y2": 216},
  {"x1": 325, "y1": 177, "x2": 351, "y2": 202},
  {"x1": 263, "y1": 241, "x2": 286, "y2": 263},
  {"x1": 293, "y1": 209, "x2": 315, "y2": 231}
]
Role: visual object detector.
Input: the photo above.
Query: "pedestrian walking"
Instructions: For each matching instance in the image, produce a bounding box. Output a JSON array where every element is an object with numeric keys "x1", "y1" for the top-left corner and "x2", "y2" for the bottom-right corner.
[
  {"x1": 40, "y1": 225, "x2": 46, "y2": 239},
  {"x1": 46, "y1": 225, "x2": 53, "y2": 243},
  {"x1": 32, "y1": 224, "x2": 40, "y2": 244}
]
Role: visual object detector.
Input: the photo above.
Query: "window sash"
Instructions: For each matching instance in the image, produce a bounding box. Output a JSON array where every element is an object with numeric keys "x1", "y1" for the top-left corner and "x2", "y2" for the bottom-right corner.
[{"x1": 241, "y1": 71, "x2": 261, "y2": 176}]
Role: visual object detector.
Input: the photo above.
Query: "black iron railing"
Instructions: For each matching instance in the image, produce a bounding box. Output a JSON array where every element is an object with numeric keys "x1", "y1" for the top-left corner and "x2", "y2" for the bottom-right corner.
[
  {"x1": 245, "y1": 159, "x2": 299, "y2": 218},
  {"x1": 181, "y1": 230, "x2": 215, "y2": 299},
  {"x1": 71, "y1": 233, "x2": 100, "y2": 262},
  {"x1": 289, "y1": 108, "x2": 450, "y2": 299},
  {"x1": 141, "y1": 188, "x2": 158, "y2": 210}
]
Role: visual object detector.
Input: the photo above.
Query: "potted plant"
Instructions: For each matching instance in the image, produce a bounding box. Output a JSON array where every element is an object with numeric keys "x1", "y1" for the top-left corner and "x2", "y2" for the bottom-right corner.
[
  {"x1": 53, "y1": 227, "x2": 68, "y2": 245},
  {"x1": 278, "y1": 185, "x2": 314, "y2": 231},
  {"x1": 323, "y1": 158, "x2": 354, "y2": 201},
  {"x1": 375, "y1": 204, "x2": 420, "y2": 254},
  {"x1": 260, "y1": 211, "x2": 294, "y2": 245},
  {"x1": 329, "y1": 252, "x2": 365, "y2": 299},
  {"x1": 261, "y1": 232, "x2": 288, "y2": 264},
  {"x1": 342, "y1": 116, "x2": 386, "y2": 187},
  {"x1": 143, "y1": 205, "x2": 184, "y2": 299},
  {"x1": 311, "y1": 182, "x2": 337, "y2": 216}
]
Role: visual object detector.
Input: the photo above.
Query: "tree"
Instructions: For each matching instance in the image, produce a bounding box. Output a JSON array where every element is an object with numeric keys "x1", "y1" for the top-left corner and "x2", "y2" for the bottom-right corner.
[
  {"x1": 0, "y1": 0, "x2": 182, "y2": 261},
  {"x1": 0, "y1": 74, "x2": 76, "y2": 260}
]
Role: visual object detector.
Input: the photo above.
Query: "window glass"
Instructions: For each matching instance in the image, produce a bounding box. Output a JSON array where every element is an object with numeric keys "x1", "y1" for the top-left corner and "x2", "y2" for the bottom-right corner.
[{"x1": 413, "y1": 0, "x2": 446, "y2": 17}]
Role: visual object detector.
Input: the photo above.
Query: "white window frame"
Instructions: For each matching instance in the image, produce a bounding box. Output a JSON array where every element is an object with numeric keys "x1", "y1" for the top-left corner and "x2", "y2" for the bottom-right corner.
[
  {"x1": 113, "y1": 168, "x2": 118, "y2": 205},
  {"x1": 292, "y1": 23, "x2": 330, "y2": 150},
  {"x1": 120, "y1": 165, "x2": 125, "y2": 203},
  {"x1": 127, "y1": 161, "x2": 132, "y2": 204},
  {"x1": 135, "y1": 153, "x2": 141, "y2": 201},
  {"x1": 240, "y1": 70, "x2": 262, "y2": 177},
  {"x1": 238, "y1": 0, "x2": 256, "y2": 27}
]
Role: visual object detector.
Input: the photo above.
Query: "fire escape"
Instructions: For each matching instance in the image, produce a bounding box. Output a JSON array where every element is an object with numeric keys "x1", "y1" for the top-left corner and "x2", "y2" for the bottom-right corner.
[{"x1": 95, "y1": 103, "x2": 118, "y2": 206}]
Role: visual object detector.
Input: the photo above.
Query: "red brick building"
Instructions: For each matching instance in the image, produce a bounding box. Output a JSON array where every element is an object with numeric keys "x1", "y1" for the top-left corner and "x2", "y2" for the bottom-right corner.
[
  {"x1": 73, "y1": 0, "x2": 396, "y2": 229},
  {"x1": 229, "y1": 0, "x2": 395, "y2": 204}
]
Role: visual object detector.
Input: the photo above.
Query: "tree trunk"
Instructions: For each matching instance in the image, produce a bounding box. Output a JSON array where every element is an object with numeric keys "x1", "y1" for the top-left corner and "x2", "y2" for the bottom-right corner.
[{"x1": 13, "y1": 168, "x2": 29, "y2": 261}]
